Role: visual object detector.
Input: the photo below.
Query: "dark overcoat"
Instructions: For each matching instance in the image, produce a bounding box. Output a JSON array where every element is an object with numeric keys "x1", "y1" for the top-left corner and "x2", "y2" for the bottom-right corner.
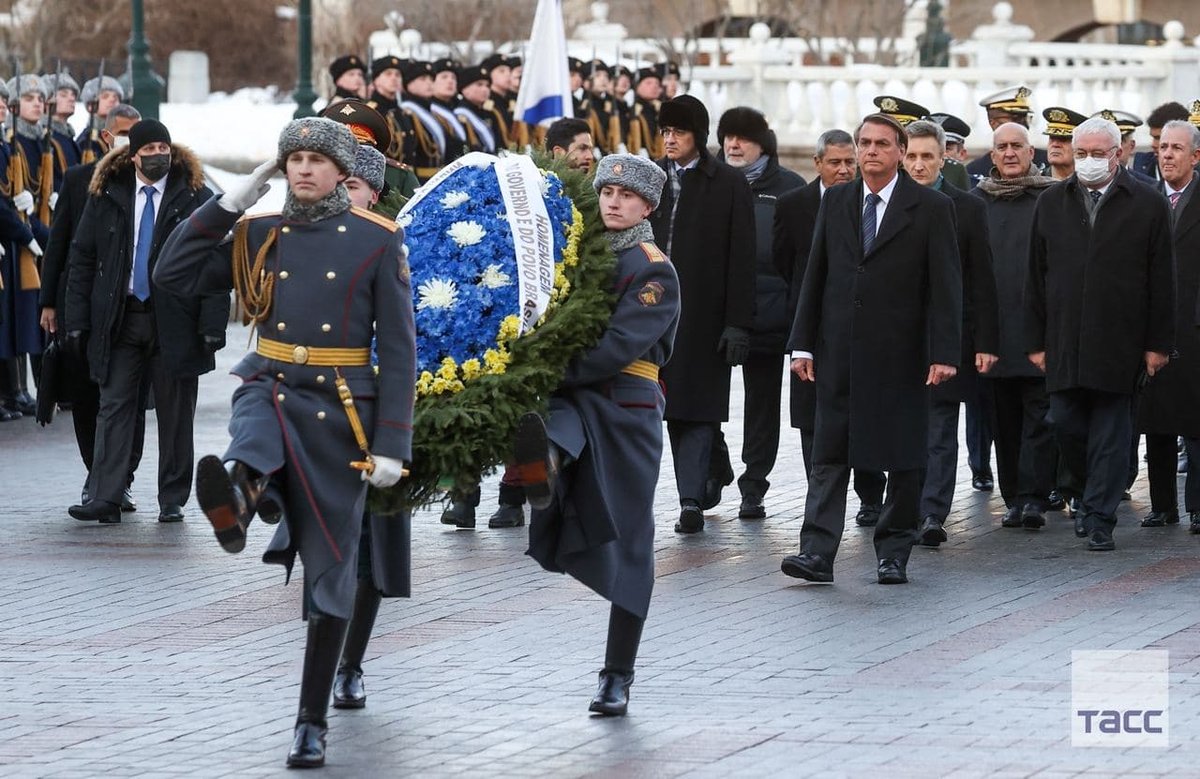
[
  {"x1": 932, "y1": 181, "x2": 1000, "y2": 403},
  {"x1": 772, "y1": 178, "x2": 821, "y2": 431},
  {"x1": 0, "y1": 140, "x2": 37, "y2": 357},
  {"x1": 970, "y1": 180, "x2": 1048, "y2": 378},
  {"x1": 787, "y1": 173, "x2": 963, "y2": 471},
  {"x1": 528, "y1": 239, "x2": 680, "y2": 620},
  {"x1": 1025, "y1": 169, "x2": 1176, "y2": 395},
  {"x1": 1139, "y1": 177, "x2": 1200, "y2": 436},
  {"x1": 739, "y1": 154, "x2": 805, "y2": 354},
  {"x1": 64, "y1": 145, "x2": 227, "y2": 382},
  {"x1": 154, "y1": 197, "x2": 416, "y2": 619},
  {"x1": 649, "y1": 152, "x2": 755, "y2": 421}
]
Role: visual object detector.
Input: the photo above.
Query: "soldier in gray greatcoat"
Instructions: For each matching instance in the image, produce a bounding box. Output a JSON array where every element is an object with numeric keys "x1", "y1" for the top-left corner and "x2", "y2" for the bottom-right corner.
[
  {"x1": 153, "y1": 118, "x2": 415, "y2": 768},
  {"x1": 516, "y1": 153, "x2": 680, "y2": 717}
]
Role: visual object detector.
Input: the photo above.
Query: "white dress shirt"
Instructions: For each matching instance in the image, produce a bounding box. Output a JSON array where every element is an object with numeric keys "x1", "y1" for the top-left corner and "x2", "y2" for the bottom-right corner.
[{"x1": 128, "y1": 175, "x2": 168, "y2": 294}]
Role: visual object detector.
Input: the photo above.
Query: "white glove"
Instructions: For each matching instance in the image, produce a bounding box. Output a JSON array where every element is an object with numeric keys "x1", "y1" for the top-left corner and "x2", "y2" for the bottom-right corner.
[
  {"x1": 26, "y1": 238, "x2": 42, "y2": 257},
  {"x1": 13, "y1": 190, "x2": 34, "y2": 214},
  {"x1": 363, "y1": 455, "x2": 405, "y2": 488},
  {"x1": 49, "y1": 191, "x2": 58, "y2": 211},
  {"x1": 218, "y1": 159, "x2": 277, "y2": 213}
]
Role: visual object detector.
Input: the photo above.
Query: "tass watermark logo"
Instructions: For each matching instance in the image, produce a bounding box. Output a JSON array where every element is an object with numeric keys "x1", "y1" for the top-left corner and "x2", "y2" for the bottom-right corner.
[{"x1": 1071, "y1": 650, "x2": 1168, "y2": 747}]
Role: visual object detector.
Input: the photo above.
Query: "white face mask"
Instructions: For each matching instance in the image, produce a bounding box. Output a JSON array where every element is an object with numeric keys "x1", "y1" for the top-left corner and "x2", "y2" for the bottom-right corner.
[
  {"x1": 112, "y1": 135, "x2": 129, "y2": 150},
  {"x1": 1075, "y1": 155, "x2": 1112, "y2": 185}
]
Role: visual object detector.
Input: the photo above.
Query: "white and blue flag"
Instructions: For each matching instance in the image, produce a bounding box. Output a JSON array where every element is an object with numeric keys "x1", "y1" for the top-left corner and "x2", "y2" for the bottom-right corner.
[{"x1": 513, "y1": 0, "x2": 572, "y2": 127}]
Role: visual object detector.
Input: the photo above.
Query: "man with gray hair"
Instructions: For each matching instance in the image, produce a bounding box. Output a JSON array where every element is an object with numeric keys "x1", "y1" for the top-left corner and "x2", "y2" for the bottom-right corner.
[
  {"x1": 1026, "y1": 116, "x2": 1175, "y2": 551},
  {"x1": 1136, "y1": 119, "x2": 1200, "y2": 532}
]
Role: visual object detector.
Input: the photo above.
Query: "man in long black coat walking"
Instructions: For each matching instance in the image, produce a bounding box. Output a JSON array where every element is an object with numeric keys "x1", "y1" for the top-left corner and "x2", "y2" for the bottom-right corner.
[
  {"x1": 649, "y1": 95, "x2": 756, "y2": 534},
  {"x1": 781, "y1": 114, "x2": 962, "y2": 585},
  {"x1": 1026, "y1": 116, "x2": 1176, "y2": 552}
]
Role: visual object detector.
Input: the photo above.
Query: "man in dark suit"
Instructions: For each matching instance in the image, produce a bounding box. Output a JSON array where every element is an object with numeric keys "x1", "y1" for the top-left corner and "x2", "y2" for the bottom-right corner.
[
  {"x1": 1131, "y1": 101, "x2": 1190, "y2": 183},
  {"x1": 1026, "y1": 116, "x2": 1176, "y2": 552},
  {"x1": 64, "y1": 119, "x2": 224, "y2": 525},
  {"x1": 1136, "y1": 120, "x2": 1200, "y2": 531},
  {"x1": 781, "y1": 113, "x2": 962, "y2": 585},
  {"x1": 901, "y1": 120, "x2": 1000, "y2": 546},
  {"x1": 39, "y1": 104, "x2": 145, "y2": 509},
  {"x1": 773, "y1": 129, "x2": 887, "y2": 525}
]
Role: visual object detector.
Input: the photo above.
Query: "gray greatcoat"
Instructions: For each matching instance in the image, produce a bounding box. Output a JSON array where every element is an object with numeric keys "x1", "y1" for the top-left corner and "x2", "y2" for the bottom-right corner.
[
  {"x1": 527, "y1": 239, "x2": 680, "y2": 620},
  {"x1": 154, "y1": 197, "x2": 416, "y2": 618}
]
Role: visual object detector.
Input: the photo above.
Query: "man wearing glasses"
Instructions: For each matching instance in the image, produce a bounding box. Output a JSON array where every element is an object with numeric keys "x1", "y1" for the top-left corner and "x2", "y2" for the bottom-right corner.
[{"x1": 1025, "y1": 117, "x2": 1176, "y2": 552}]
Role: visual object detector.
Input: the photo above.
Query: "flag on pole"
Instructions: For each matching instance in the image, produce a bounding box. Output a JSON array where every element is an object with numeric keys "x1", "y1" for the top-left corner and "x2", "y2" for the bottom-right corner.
[{"x1": 513, "y1": 0, "x2": 573, "y2": 127}]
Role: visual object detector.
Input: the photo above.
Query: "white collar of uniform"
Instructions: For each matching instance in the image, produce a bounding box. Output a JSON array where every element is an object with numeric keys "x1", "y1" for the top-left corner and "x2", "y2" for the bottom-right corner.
[{"x1": 864, "y1": 172, "x2": 899, "y2": 206}]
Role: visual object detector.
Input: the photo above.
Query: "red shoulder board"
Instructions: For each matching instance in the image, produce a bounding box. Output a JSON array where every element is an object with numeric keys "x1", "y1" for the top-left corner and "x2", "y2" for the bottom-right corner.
[{"x1": 638, "y1": 241, "x2": 667, "y2": 263}]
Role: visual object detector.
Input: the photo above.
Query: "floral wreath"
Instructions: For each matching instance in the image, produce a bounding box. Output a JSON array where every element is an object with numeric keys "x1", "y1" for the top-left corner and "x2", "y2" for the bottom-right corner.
[{"x1": 371, "y1": 152, "x2": 616, "y2": 511}]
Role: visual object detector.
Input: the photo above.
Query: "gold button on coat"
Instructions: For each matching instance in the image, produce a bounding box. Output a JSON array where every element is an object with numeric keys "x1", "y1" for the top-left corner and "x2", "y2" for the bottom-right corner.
[
  {"x1": 317, "y1": 411, "x2": 326, "y2": 420},
  {"x1": 279, "y1": 270, "x2": 289, "y2": 279},
  {"x1": 281, "y1": 226, "x2": 290, "y2": 233},
  {"x1": 316, "y1": 374, "x2": 326, "y2": 384},
  {"x1": 326, "y1": 271, "x2": 336, "y2": 280},
  {"x1": 276, "y1": 322, "x2": 286, "y2": 331},
  {"x1": 277, "y1": 393, "x2": 286, "y2": 402},
  {"x1": 321, "y1": 323, "x2": 331, "y2": 332}
]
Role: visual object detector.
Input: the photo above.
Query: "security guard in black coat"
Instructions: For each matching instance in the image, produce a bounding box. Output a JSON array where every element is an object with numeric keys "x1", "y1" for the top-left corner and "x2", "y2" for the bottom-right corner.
[
  {"x1": 519, "y1": 153, "x2": 679, "y2": 717},
  {"x1": 153, "y1": 118, "x2": 415, "y2": 768}
]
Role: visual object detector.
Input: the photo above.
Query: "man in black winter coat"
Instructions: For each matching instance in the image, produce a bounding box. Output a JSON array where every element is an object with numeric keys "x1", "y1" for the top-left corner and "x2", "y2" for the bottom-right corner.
[
  {"x1": 649, "y1": 96, "x2": 756, "y2": 535},
  {"x1": 1026, "y1": 116, "x2": 1176, "y2": 552},
  {"x1": 715, "y1": 107, "x2": 805, "y2": 520},
  {"x1": 64, "y1": 119, "x2": 227, "y2": 525},
  {"x1": 39, "y1": 104, "x2": 145, "y2": 509}
]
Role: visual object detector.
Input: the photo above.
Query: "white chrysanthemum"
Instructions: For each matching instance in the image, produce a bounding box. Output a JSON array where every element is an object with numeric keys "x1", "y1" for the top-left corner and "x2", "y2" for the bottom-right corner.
[
  {"x1": 479, "y1": 264, "x2": 512, "y2": 289},
  {"x1": 397, "y1": 213, "x2": 413, "y2": 228},
  {"x1": 416, "y1": 278, "x2": 459, "y2": 310},
  {"x1": 440, "y1": 190, "x2": 470, "y2": 209},
  {"x1": 539, "y1": 175, "x2": 550, "y2": 196},
  {"x1": 447, "y1": 220, "x2": 486, "y2": 247}
]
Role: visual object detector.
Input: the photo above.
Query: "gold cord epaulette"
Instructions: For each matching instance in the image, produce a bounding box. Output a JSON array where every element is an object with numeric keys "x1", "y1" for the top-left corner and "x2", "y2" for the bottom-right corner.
[{"x1": 231, "y1": 220, "x2": 277, "y2": 333}]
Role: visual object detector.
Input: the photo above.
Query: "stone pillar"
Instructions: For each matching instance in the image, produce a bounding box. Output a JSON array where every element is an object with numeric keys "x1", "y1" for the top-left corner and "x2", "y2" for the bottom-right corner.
[
  {"x1": 968, "y1": 2, "x2": 1034, "y2": 68},
  {"x1": 167, "y1": 51, "x2": 209, "y2": 104}
]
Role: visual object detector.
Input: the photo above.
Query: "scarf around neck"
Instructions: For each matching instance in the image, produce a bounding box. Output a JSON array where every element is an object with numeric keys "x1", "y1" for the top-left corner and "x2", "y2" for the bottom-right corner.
[
  {"x1": 606, "y1": 221, "x2": 656, "y2": 253},
  {"x1": 282, "y1": 184, "x2": 351, "y2": 223},
  {"x1": 739, "y1": 154, "x2": 770, "y2": 183},
  {"x1": 976, "y1": 167, "x2": 1057, "y2": 200}
]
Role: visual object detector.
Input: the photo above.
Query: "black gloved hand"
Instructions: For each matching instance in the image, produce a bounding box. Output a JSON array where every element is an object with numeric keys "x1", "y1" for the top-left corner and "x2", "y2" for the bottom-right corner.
[
  {"x1": 202, "y1": 333, "x2": 225, "y2": 354},
  {"x1": 65, "y1": 330, "x2": 89, "y2": 361},
  {"x1": 717, "y1": 325, "x2": 751, "y2": 366}
]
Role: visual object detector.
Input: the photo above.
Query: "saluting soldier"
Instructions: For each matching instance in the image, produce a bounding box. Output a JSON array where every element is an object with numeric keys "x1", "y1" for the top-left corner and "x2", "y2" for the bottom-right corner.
[
  {"x1": 454, "y1": 64, "x2": 510, "y2": 153},
  {"x1": 1043, "y1": 106, "x2": 1087, "y2": 180},
  {"x1": 966, "y1": 86, "x2": 1049, "y2": 185},
  {"x1": 319, "y1": 98, "x2": 419, "y2": 198},
  {"x1": 153, "y1": 118, "x2": 415, "y2": 768},
  {"x1": 516, "y1": 153, "x2": 679, "y2": 716},
  {"x1": 77, "y1": 75, "x2": 125, "y2": 164}
]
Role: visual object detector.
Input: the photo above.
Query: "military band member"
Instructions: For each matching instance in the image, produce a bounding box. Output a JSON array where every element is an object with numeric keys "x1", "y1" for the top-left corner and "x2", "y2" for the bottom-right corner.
[
  {"x1": 453, "y1": 64, "x2": 510, "y2": 153},
  {"x1": 1043, "y1": 106, "x2": 1087, "y2": 180},
  {"x1": 78, "y1": 75, "x2": 125, "y2": 164},
  {"x1": 517, "y1": 153, "x2": 679, "y2": 716},
  {"x1": 153, "y1": 118, "x2": 415, "y2": 767},
  {"x1": 329, "y1": 54, "x2": 368, "y2": 101}
]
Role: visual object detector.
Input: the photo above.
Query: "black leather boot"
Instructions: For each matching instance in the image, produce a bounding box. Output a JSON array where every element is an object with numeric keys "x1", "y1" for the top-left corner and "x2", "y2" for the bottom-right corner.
[
  {"x1": 287, "y1": 611, "x2": 349, "y2": 768},
  {"x1": 195, "y1": 456, "x2": 269, "y2": 553},
  {"x1": 333, "y1": 582, "x2": 382, "y2": 709},
  {"x1": 589, "y1": 605, "x2": 643, "y2": 716},
  {"x1": 513, "y1": 412, "x2": 559, "y2": 510}
]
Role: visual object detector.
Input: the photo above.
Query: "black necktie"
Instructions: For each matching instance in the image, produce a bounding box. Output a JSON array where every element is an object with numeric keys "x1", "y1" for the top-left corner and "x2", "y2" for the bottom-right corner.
[{"x1": 1089, "y1": 190, "x2": 1101, "y2": 205}]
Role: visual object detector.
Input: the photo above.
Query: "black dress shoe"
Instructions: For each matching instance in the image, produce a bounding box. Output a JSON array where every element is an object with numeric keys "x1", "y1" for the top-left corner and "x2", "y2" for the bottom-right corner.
[
  {"x1": 1046, "y1": 490, "x2": 1066, "y2": 511},
  {"x1": 588, "y1": 669, "x2": 634, "y2": 716},
  {"x1": 738, "y1": 493, "x2": 766, "y2": 519},
  {"x1": 1021, "y1": 504, "x2": 1046, "y2": 530},
  {"x1": 158, "y1": 504, "x2": 185, "y2": 523},
  {"x1": 780, "y1": 552, "x2": 833, "y2": 582},
  {"x1": 120, "y1": 488, "x2": 137, "y2": 513},
  {"x1": 195, "y1": 456, "x2": 265, "y2": 553},
  {"x1": 877, "y1": 558, "x2": 908, "y2": 584},
  {"x1": 440, "y1": 500, "x2": 476, "y2": 529},
  {"x1": 1190, "y1": 512, "x2": 1200, "y2": 534},
  {"x1": 0, "y1": 402, "x2": 23, "y2": 421},
  {"x1": 68, "y1": 500, "x2": 120, "y2": 524},
  {"x1": 13, "y1": 390, "x2": 36, "y2": 416},
  {"x1": 674, "y1": 504, "x2": 704, "y2": 534},
  {"x1": 1001, "y1": 505, "x2": 1023, "y2": 528},
  {"x1": 487, "y1": 503, "x2": 525, "y2": 528},
  {"x1": 917, "y1": 515, "x2": 947, "y2": 547},
  {"x1": 332, "y1": 666, "x2": 366, "y2": 709},
  {"x1": 1074, "y1": 512, "x2": 1088, "y2": 539},
  {"x1": 512, "y1": 412, "x2": 558, "y2": 510},
  {"x1": 1087, "y1": 529, "x2": 1115, "y2": 551},
  {"x1": 855, "y1": 504, "x2": 881, "y2": 527},
  {"x1": 286, "y1": 720, "x2": 327, "y2": 768},
  {"x1": 972, "y1": 474, "x2": 994, "y2": 491},
  {"x1": 1141, "y1": 509, "x2": 1180, "y2": 527}
]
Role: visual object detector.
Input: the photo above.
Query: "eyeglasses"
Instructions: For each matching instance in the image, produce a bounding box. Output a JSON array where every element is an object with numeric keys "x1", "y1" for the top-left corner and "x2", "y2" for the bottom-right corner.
[
  {"x1": 660, "y1": 128, "x2": 690, "y2": 138},
  {"x1": 1073, "y1": 147, "x2": 1116, "y2": 161}
]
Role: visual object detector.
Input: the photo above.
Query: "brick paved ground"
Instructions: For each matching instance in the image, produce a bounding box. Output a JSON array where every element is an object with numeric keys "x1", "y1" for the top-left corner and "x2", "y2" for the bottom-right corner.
[{"x1": 2, "y1": 333, "x2": 1199, "y2": 777}]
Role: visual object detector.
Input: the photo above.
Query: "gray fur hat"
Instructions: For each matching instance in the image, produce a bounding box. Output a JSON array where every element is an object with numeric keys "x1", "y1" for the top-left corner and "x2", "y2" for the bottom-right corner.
[
  {"x1": 592, "y1": 153, "x2": 667, "y2": 209},
  {"x1": 351, "y1": 144, "x2": 386, "y2": 192},
  {"x1": 42, "y1": 72, "x2": 79, "y2": 96},
  {"x1": 5, "y1": 75, "x2": 46, "y2": 102},
  {"x1": 81, "y1": 75, "x2": 125, "y2": 104},
  {"x1": 277, "y1": 117, "x2": 358, "y2": 175}
]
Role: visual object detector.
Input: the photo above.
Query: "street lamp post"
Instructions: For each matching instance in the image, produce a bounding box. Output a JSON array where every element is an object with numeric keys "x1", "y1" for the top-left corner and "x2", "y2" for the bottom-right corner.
[
  {"x1": 129, "y1": 0, "x2": 163, "y2": 118},
  {"x1": 293, "y1": 0, "x2": 318, "y2": 118}
]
